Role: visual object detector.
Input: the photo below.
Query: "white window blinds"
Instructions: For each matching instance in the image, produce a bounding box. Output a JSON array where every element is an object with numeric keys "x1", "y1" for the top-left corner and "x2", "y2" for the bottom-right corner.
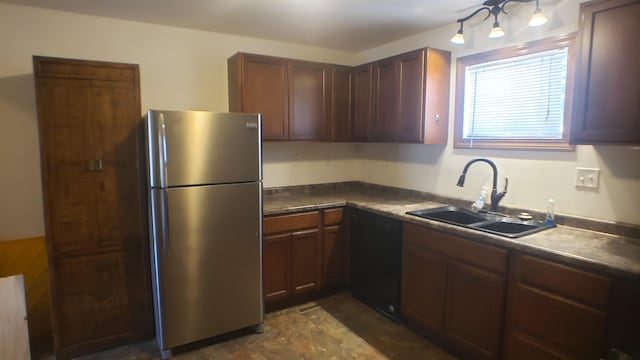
[{"x1": 462, "y1": 47, "x2": 568, "y2": 140}]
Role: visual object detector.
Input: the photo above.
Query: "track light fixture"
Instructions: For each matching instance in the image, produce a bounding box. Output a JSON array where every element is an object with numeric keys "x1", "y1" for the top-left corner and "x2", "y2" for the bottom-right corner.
[{"x1": 450, "y1": 0, "x2": 548, "y2": 45}]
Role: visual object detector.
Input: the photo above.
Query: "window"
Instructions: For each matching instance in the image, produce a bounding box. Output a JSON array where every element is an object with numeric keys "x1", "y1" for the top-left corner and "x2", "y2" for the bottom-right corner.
[{"x1": 454, "y1": 33, "x2": 576, "y2": 150}]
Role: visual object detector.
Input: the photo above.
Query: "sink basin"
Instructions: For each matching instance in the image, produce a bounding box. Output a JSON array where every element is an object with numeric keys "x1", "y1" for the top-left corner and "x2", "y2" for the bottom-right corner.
[
  {"x1": 407, "y1": 206, "x2": 487, "y2": 225},
  {"x1": 473, "y1": 221, "x2": 547, "y2": 238},
  {"x1": 406, "y1": 206, "x2": 555, "y2": 238}
]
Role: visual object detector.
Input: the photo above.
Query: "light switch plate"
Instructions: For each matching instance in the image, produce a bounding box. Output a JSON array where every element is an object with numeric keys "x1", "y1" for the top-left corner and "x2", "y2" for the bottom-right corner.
[{"x1": 575, "y1": 167, "x2": 600, "y2": 189}]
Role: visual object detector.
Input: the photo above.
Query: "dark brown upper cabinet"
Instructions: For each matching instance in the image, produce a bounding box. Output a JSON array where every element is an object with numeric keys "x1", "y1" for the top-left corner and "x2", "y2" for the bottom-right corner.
[
  {"x1": 571, "y1": 0, "x2": 640, "y2": 144},
  {"x1": 229, "y1": 53, "x2": 332, "y2": 141},
  {"x1": 228, "y1": 48, "x2": 450, "y2": 144},
  {"x1": 228, "y1": 53, "x2": 289, "y2": 140},
  {"x1": 373, "y1": 57, "x2": 398, "y2": 142},
  {"x1": 372, "y1": 48, "x2": 451, "y2": 144},
  {"x1": 288, "y1": 61, "x2": 331, "y2": 141},
  {"x1": 330, "y1": 66, "x2": 352, "y2": 141},
  {"x1": 351, "y1": 64, "x2": 374, "y2": 142}
]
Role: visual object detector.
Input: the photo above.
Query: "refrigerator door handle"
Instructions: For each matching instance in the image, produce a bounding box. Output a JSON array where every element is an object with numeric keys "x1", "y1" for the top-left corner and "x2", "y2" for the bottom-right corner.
[
  {"x1": 160, "y1": 190, "x2": 170, "y2": 258},
  {"x1": 159, "y1": 112, "x2": 168, "y2": 188}
]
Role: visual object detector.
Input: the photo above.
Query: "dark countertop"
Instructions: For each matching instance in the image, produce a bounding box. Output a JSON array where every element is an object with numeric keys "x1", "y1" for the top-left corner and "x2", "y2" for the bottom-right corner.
[{"x1": 264, "y1": 183, "x2": 640, "y2": 279}]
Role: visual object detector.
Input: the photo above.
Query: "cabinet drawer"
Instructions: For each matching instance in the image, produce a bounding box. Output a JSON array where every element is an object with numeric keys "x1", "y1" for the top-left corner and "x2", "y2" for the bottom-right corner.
[
  {"x1": 516, "y1": 254, "x2": 611, "y2": 309},
  {"x1": 264, "y1": 211, "x2": 320, "y2": 234},
  {"x1": 404, "y1": 223, "x2": 508, "y2": 274},
  {"x1": 323, "y1": 208, "x2": 344, "y2": 225}
]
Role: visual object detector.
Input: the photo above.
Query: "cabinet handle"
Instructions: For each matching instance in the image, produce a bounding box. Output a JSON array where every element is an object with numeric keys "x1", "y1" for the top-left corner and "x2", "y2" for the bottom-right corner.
[
  {"x1": 265, "y1": 290, "x2": 287, "y2": 298},
  {"x1": 86, "y1": 159, "x2": 103, "y2": 171},
  {"x1": 291, "y1": 229, "x2": 318, "y2": 237},
  {"x1": 295, "y1": 283, "x2": 316, "y2": 291}
]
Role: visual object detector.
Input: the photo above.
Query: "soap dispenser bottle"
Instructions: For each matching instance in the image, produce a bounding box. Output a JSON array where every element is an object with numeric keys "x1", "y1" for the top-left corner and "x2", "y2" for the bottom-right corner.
[
  {"x1": 471, "y1": 186, "x2": 488, "y2": 212},
  {"x1": 545, "y1": 198, "x2": 555, "y2": 225}
]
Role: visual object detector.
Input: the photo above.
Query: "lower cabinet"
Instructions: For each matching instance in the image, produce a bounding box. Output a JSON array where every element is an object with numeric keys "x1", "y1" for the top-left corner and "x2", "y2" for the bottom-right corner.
[
  {"x1": 503, "y1": 253, "x2": 640, "y2": 360},
  {"x1": 262, "y1": 232, "x2": 291, "y2": 303},
  {"x1": 401, "y1": 223, "x2": 508, "y2": 360},
  {"x1": 263, "y1": 207, "x2": 348, "y2": 310},
  {"x1": 321, "y1": 208, "x2": 349, "y2": 289},
  {"x1": 263, "y1": 211, "x2": 321, "y2": 309},
  {"x1": 52, "y1": 248, "x2": 153, "y2": 358},
  {"x1": 290, "y1": 229, "x2": 322, "y2": 295}
]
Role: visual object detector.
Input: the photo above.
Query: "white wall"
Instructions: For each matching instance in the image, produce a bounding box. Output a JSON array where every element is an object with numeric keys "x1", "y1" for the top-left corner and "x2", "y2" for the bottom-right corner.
[
  {"x1": 355, "y1": 0, "x2": 640, "y2": 225},
  {"x1": 0, "y1": 3, "x2": 359, "y2": 240}
]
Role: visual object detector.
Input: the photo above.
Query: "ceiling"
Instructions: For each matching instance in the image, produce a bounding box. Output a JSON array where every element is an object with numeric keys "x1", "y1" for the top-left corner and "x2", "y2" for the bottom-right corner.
[{"x1": 0, "y1": 0, "x2": 485, "y2": 51}]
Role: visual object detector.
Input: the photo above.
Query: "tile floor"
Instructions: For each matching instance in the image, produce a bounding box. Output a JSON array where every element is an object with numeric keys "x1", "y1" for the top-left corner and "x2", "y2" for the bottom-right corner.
[{"x1": 78, "y1": 292, "x2": 456, "y2": 359}]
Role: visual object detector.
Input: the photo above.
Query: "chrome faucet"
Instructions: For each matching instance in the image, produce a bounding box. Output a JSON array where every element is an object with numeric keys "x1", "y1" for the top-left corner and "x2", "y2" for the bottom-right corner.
[{"x1": 456, "y1": 158, "x2": 508, "y2": 212}]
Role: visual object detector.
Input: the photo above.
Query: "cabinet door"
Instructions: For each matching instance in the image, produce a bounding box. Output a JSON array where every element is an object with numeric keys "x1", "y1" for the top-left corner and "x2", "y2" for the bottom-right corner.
[
  {"x1": 396, "y1": 49, "x2": 425, "y2": 143},
  {"x1": 322, "y1": 224, "x2": 348, "y2": 288},
  {"x1": 38, "y1": 78, "x2": 145, "y2": 254},
  {"x1": 401, "y1": 244, "x2": 447, "y2": 333},
  {"x1": 445, "y1": 260, "x2": 506, "y2": 360},
  {"x1": 423, "y1": 48, "x2": 451, "y2": 144},
  {"x1": 263, "y1": 233, "x2": 291, "y2": 303},
  {"x1": 290, "y1": 229, "x2": 321, "y2": 294},
  {"x1": 352, "y1": 64, "x2": 373, "y2": 141},
  {"x1": 373, "y1": 58, "x2": 398, "y2": 141},
  {"x1": 288, "y1": 62, "x2": 329, "y2": 140},
  {"x1": 242, "y1": 55, "x2": 288, "y2": 140},
  {"x1": 572, "y1": 0, "x2": 640, "y2": 143},
  {"x1": 53, "y1": 249, "x2": 152, "y2": 350},
  {"x1": 504, "y1": 254, "x2": 610, "y2": 360},
  {"x1": 330, "y1": 66, "x2": 352, "y2": 141},
  {"x1": 37, "y1": 78, "x2": 100, "y2": 254},
  {"x1": 505, "y1": 283, "x2": 607, "y2": 360},
  {"x1": 91, "y1": 80, "x2": 146, "y2": 249}
]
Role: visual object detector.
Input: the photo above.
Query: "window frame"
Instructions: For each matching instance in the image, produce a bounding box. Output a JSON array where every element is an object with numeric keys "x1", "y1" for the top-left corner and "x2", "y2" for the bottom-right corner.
[{"x1": 453, "y1": 33, "x2": 577, "y2": 151}]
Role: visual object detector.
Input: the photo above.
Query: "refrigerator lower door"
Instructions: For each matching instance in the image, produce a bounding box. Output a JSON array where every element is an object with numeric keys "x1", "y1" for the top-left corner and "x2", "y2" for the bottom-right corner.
[{"x1": 151, "y1": 182, "x2": 263, "y2": 350}]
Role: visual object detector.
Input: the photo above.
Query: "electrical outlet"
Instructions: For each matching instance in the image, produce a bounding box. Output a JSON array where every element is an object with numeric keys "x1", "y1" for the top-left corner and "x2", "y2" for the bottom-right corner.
[{"x1": 575, "y1": 167, "x2": 600, "y2": 189}]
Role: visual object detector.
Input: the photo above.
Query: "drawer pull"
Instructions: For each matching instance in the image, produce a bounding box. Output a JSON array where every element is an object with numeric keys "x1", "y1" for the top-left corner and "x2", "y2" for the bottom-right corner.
[
  {"x1": 265, "y1": 290, "x2": 287, "y2": 298},
  {"x1": 291, "y1": 229, "x2": 318, "y2": 237},
  {"x1": 295, "y1": 283, "x2": 316, "y2": 291}
]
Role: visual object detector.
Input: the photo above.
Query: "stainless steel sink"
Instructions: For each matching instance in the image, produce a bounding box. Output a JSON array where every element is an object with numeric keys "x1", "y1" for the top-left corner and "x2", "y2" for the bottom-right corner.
[{"x1": 406, "y1": 206, "x2": 555, "y2": 238}]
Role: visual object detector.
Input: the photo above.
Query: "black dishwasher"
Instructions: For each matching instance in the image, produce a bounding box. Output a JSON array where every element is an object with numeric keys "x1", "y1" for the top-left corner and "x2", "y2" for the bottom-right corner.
[{"x1": 349, "y1": 208, "x2": 403, "y2": 321}]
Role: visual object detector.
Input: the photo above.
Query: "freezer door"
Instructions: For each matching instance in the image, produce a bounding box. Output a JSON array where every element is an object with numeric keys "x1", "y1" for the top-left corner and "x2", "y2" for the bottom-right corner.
[
  {"x1": 151, "y1": 182, "x2": 263, "y2": 349},
  {"x1": 146, "y1": 110, "x2": 261, "y2": 188}
]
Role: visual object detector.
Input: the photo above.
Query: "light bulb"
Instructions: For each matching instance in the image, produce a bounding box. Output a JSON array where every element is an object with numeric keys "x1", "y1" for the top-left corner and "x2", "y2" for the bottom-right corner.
[
  {"x1": 451, "y1": 30, "x2": 465, "y2": 45},
  {"x1": 529, "y1": 8, "x2": 548, "y2": 27},
  {"x1": 488, "y1": 23, "x2": 504, "y2": 39}
]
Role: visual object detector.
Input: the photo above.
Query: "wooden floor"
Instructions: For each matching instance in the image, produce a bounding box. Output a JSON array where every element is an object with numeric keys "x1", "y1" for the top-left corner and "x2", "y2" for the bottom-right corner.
[{"x1": 76, "y1": 292, "x2": 456, "y2": 360}]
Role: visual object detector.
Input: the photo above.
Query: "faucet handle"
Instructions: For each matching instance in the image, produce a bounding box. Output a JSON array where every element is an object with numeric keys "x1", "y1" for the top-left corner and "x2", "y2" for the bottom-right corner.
[{"x1": 503, "y1": 177, "x2": 509, "y2": 193}]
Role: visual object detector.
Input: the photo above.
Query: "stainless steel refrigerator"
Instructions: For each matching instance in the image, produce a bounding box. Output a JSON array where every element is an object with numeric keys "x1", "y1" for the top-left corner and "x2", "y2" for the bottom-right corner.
[{"x1": 145, "y1": 110, "x2": 263, "y2": 358}]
